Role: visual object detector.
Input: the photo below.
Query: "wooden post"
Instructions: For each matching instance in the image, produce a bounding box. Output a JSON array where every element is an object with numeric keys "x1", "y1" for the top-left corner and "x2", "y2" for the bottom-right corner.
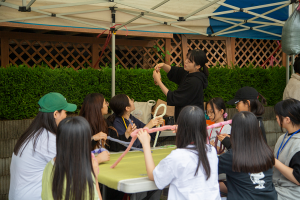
[
  {"x1": 1, "y1": 37, "x2": 9, "y2": 67},
  {"x1": 181, "y1": 34, "x2": 188, "y2": 65},
  {"x1": 282, "y1": 52, "x2": 287, "y2": 67},
  {"x1": 165, "y1": 38, "x2": 171, "y2": 65},
  {"x1": 226, "y1": 37, "x2": 235, "y2": 67},
  {"x1": 92, "y1": 43, "x2": 99, "y2": 69},
  {"x1": 226, "y1": 37, "x2": 232, "y2": 67}
]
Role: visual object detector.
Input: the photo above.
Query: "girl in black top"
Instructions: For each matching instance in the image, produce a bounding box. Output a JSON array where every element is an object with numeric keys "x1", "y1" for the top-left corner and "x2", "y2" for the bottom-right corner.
[
  {"x1": 153, "y1": 49, "x2": 209, "y2": 121},
  {"x1": 220, "y1": 86, "x2": 268, "y2": 149},
  {"x1": 218, "y1": 111, "x2": 276, "y2": 200}
]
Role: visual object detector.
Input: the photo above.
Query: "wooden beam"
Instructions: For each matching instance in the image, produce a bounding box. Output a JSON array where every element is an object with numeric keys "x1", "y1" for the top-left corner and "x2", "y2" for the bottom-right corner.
[
  {"x1": 185, "y1": 34, "x2": 227, "y2": 41},
  {"x1": 181, "y1": 34, "x2": 188, "y2": 64},
  {"x1": 230, "y1": 37, "x2": 235, "y2": 66},
  {"x1": 1, "y1": 37, "x2": 9, "y2": 67},
  {"x1": 226, "y1": 37, "x2": 233, "y2": 67},
  {"x1": 0, "y1": 31, "x2": 156, "y2": 47},
  {"x1": 165, "y1": 38, "x2": 171, "y2": 65},
  {"x1": 0, "y1": 22, "x2": 173, "y2": 38},
  {"x1": 92, "y1": 43, "x2": 100, "y2": 69}
]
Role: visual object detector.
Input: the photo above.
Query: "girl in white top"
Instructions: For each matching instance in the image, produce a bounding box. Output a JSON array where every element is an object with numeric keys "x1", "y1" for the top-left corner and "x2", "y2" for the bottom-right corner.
[
  {"x1": 206, "y1": 97, "x2": 231, "y2": 154},
  {"x1": 137, "y1": 106, "x2": 221, "y2": 200},
  {"x1": 9, "y1": 92, "x2": 77, "y2": 200}
]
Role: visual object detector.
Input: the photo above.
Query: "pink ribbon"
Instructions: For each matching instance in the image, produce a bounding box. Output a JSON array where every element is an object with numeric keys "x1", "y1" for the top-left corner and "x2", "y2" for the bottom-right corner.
[{"x1": 111, "y1": 120, "x2": 232, "y2": 168}]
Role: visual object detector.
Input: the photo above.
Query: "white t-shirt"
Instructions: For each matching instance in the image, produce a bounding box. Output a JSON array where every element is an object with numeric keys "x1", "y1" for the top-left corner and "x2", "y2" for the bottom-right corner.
[
  {"x1": 9, "y1": 129, "x2": 56, "y2": 200},
  {"x1": 153, "y1": 145, "x2": 221, "y2": 200},
  {"x1": 207, "y1": 124, "x2": 231, "y2": 151}
]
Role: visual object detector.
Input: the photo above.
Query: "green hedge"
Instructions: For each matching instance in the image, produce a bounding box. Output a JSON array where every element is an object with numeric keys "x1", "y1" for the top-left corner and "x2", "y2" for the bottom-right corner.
[{"x1": 0, "y1": 65, "x2": 286, "y2": 120}]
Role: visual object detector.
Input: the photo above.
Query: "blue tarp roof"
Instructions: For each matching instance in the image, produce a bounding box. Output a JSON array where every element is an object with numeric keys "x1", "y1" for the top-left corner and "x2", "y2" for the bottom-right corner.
[{"x1": 207, "y1": 0, "x2": 289, "y2": 40}]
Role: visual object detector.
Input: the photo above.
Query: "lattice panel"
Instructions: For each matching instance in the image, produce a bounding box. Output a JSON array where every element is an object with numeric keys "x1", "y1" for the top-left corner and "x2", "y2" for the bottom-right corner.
[
  {"x1": 96, "y1": 39, "x2": 165, "y2": 69},
  {"x1": 187, "y1": 39, "x2": 227, "y2": 67},
  {"x1": 170, "y1": 34, "x2": 183, "y2": 66},
  {"x1": 235, "y1": 38, "x2": 282, "y2": 68},
  {"x1": 8, "y1": 39, "x2": 92, "y2": 69}
]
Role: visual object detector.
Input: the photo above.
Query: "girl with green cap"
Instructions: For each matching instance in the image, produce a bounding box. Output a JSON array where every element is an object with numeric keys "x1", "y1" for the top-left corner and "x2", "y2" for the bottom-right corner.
[{"x1": 9, "y1": 92, "x2": 77, "y2": 200}]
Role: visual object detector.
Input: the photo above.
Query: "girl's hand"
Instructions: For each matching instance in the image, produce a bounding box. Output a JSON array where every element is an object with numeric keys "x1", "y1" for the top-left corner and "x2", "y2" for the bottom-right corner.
[
  {"x1": 217, "y1": 134, "x2": 230, "y2": 141},
  {"x1": 154, "y1": 63, "x2": 164, "y2": 72},
  {"x1": 93, "y1": 132, "x2": 107, "y2": 141},
  {"x1": 125, "y1": 123, "x2": 136, "y2": 138},
  {"x1": 91, "y1": 153, "x2": 99, "y2": 177},
  {"x1": 137, "y1": 129, "x2": 151, "y2": 145},
  {"x1": 172, "y1": 125, "x2": 178, "y2": 133},
  {"x1": 210, "y1": 140, "x2": 215, "y2": 146},
  {"x1": 153, "y1": 70, "x2": 161, "y2": 85},
  {"x1": 96, "y1": 151, "x2": 110, "y2": 164},
  {"x1": 150, "y1": 117, "x2": 163, "y2": 127}
]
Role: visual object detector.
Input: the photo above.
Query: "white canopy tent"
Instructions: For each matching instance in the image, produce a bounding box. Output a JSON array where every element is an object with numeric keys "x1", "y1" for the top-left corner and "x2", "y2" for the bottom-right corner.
[{"x1": 0, "y1": 0, "x2": 297, "y2": 96}]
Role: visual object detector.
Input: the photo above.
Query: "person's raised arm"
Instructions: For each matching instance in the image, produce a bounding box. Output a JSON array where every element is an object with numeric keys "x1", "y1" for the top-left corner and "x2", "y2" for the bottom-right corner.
[
  {"x1": 137, "y1": 130, "x2": 155, "y2": 180},
  {"x1": 155, "y1": 63, "x2": 171, "y2": 73},
  {"x1": 153, "y1": 71, "x2": 169, "y2": 96}
]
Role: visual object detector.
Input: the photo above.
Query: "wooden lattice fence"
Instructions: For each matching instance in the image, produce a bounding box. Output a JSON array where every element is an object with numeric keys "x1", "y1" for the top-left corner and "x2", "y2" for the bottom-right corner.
[
  {"x1": 0, "y1": 30, "x2": 294, "y2": 69},
  {"x1": 234, "y1": 38, "x2": 283, "y2": 67}
]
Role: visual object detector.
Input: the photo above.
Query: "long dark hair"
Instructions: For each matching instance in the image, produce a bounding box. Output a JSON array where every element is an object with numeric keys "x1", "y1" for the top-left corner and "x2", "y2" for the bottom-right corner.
[
  {"x1": 107, "y1": 94, "x2": 130, "y2": 124},
  {"x1": 274, "y1": 98, "x2": 300, "y2": 129},
  {"x1": 242, "y1": 92, "x2": 267, "y2": 116},
  {"x1": 231, "y1": 112, "x2": 274, "y2": 173},
  {"x1": 52, "y1": 116, "x2": 95, "y2": 200},
  {"x1": 13, "y1": 110, "x2": 62, "y2": 156},
  {"x1": 205, "y1": 97, "x2": 227, "y2": 121},
  {"x1": 79, "y1": 93, "x2": 107, "y2": 148},
  {"x1": 176, "y1": 106, "x2": 211, "y2": 179},
  {"x1": 186, "y1": 49, "x2": 209, "y2": 76}
]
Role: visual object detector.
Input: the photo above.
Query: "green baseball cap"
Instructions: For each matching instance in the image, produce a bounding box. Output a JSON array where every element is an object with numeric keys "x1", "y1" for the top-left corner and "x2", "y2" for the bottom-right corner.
[{"x1": 38, "y1": 92, "x2": 77, "y2": 113}]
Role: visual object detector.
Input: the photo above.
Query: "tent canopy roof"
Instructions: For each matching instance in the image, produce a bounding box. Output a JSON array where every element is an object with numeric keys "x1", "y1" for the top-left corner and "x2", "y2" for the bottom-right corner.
[{"x1": 0, "y1": 0, "x2": 291, "y2": 39}]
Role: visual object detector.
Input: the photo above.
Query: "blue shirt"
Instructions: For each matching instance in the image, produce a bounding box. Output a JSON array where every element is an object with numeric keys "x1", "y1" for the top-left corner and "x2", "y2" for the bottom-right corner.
[{"x1": 113, "y1": 115, "x2": 156, "y2": 148}]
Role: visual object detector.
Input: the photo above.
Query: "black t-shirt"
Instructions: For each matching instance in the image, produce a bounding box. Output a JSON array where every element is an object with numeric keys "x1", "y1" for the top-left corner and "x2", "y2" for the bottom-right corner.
[
  {"x1": 218, "y1": 150, "x2": 277, "y2": 200},
  {"x1": 287, "y1": 131, "x2": 300, "y2": 183},
  {"x1": 166, "y1": 66, "x2": 208, "y2": 121}
]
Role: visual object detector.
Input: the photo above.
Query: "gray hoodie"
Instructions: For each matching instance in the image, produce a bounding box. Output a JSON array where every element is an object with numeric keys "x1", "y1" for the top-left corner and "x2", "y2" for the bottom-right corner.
[
  {"x1": 283, "y1": 73, "x2": 300, "y2": 101},
  {"x1": 273, "y1": 132, "x2": 300, "y2": 200}
]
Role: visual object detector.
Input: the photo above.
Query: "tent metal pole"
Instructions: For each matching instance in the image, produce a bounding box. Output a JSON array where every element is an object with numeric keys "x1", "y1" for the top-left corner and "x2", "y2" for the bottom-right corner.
[
  {"x1": 111, "y1": 9, "x2": 116, "y2": 98},
  {"x1": 31, "y1": 0, "x2": 107, "y2": 10},
  {"x1": 212, "y1": 17, "x2": 283, "y2": 26},
  {"x1": 286, "y1": 55, "x2": 290, "y2": 85},
  {"x1": 212, "y1": 17, "x2": 281, "y2": 37},
  {"x1": 22, "y1": 0, "x2": 26, "y2": 6},
  {"x1": 115, "y1": 0, "x2": 169, "y2": 31},
  {"x1": 212, "y1": 3, "x2": 288, "y2": 36},
  {"x1": 116, "y1": 1, "x2": 178, "y2": 20},
  {"x1": 112, "y1": 32, "x2": 116, "y2": 97},
  {"x1": 26, "y1": 0, "x2": 36, "y2": 10},
  {"x1": 244, "y1": 1, "x2": 290, "y2": 10},
  {"x1": 214, "y1": 1, "x2": 286, "y2": 24},
  {"x1": 184, "y1": 0, "x2": 221, "y2": 20},
  {"x1": 291, "y1": 55, "x2": 295, "y2": 74},
  {"x1": 119, "y1": 23, "x2": 162, "y2": 30},
  {"x1": 0, "y1": 2, "x2": 19, "y2": 9},
  {"x1": 32, "y1": 9, "x2": 109, "y2": 29},
  {"x1": 58, "y1": 8, "x2": 110, "y2": 16},
  {"x1": 0, "y1": 15, "x2": 49, "y2": 23}
]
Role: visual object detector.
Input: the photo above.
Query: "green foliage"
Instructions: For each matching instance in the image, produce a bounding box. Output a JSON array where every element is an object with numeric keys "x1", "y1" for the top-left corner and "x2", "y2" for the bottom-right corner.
[
  {"x1": 205, "y1": 65, "x2": 286, "y2": 107},
  {"x1": 0, "y1": 65, "x2": 286, "y2": 120}
]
